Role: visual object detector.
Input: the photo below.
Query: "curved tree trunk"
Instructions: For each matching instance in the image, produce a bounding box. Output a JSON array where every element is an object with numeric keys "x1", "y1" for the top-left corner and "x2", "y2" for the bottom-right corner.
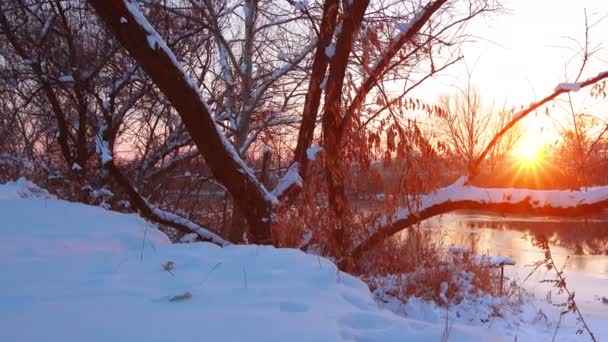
[{"x1": 341, "y1": 180, "x2": 608, "y2": 272}]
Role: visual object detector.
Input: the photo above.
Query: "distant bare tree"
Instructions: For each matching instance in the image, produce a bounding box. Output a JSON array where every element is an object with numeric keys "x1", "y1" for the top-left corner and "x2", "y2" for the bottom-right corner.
[{"x1": 439, "y1": 72, "x2": 521, "y2": 174}]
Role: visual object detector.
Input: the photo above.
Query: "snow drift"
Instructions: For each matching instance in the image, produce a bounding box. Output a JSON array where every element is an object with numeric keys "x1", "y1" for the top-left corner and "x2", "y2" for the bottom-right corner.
[{"x1": 0, "y1": 178, "x2": 501, "y2": 341}]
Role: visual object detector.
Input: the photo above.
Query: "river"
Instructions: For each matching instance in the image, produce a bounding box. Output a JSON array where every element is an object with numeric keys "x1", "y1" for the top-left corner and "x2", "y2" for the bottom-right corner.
[{"x1": 414, "y1": 211, "x2": 608, "y2": 318}]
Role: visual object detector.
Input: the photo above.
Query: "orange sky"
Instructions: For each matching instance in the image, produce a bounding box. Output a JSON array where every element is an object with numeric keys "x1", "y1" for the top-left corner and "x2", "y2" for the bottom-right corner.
[{"x1": 411, "y1": 0, "x2": 608, "y2": 156}]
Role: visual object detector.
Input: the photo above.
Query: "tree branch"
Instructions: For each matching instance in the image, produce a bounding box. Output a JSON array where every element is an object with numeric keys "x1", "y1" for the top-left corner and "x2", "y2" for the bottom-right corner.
[
  {"x1": 469, "y1": 71, "x2": 608, "y2": 179},
  {"x1": 88, "y1": 0, "x2": 275, "y2": 243},
  {"x1": 343, "y1": 177, "x2": 608, "y2": 271}
]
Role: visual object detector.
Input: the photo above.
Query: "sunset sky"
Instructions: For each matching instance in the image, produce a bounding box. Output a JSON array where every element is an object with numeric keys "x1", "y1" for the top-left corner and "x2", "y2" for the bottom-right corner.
[{"x1": 415, "y1": 0, "x2": 608, "y2": 156}]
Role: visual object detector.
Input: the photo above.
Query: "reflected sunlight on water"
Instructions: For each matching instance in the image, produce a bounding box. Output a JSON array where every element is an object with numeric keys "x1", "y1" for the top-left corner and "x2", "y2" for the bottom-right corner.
[{"x1": 412, "y1": 212, "x2": 608, "y2": 276}]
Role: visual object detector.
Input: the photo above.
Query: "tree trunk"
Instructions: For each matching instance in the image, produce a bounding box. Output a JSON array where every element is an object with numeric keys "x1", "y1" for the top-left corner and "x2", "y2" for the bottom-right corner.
[{"x1": 88, "y1": 0, "x2": 274, "y2": 243}]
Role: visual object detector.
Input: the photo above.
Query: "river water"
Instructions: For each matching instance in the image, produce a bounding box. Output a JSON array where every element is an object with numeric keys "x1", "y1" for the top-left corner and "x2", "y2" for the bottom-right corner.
[
  {"x1": 415, "y1": 211, "x2": 608, "y2": 317},
  {"x1": 420, "y1": 211, "x2": 608, "y2": 275}
]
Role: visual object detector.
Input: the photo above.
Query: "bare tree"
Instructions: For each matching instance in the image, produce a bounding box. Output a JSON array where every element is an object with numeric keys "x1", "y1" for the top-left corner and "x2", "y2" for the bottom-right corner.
[
  {"x1": 3, "y1": 0, "x2": 608, "y2": 281},
  {"x1": 439, "y1": 83, "x2": 521, "y2": 174}
]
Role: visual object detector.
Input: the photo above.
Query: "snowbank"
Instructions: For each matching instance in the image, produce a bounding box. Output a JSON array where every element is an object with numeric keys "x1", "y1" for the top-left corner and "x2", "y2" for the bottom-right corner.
[
  {"x1": 372, "y1": 270, "x2": 608, "y2": 342},
  {"x1": 0, "y1": 179, "x2": 502, "y2": 341}
]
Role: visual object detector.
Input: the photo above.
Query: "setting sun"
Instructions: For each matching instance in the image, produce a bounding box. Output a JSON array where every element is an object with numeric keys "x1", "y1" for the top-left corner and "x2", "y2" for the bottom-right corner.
[
  {"x1": 512, "y1": 136, "x2": 545, "y2": 167},
  {"x1": 517, "y1": 144, "x2": 541, "y2": 163}
]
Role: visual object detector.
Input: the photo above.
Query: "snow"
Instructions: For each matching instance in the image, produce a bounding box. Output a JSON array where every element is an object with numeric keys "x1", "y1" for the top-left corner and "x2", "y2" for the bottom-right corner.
[
  {"x1": 123, "y1": 0, "x2": 199, "y2": 94},
  {"x1": 0, "y1": 179, "x2": 505, "y2": 342},
  {"x1": 218, "y1": 46, "x2": 233, "y2": 85},
  {"x1": 449, "y1": 246, "x2": 470, "y2": 254},
  {"x1": 306, "y1": 144, "x2": 322, "y2": 160},
  {"x1": 0, "y1": 177, "x2": 53, "y2": 199},
  {"x1": 95, "y1": 125, "x2": 113, "y2": 165},
  {"x1": 439, "y1": 281, "x2": 449, "y2": 304},
  {"x1": 242, "y1": 1, "x2": 252, "y2": 17},
  {"x1": 489, "y1": 256, "x2": 516, "y2": 266},
  {"x1": 376, "y1": 176, "x2": 608, "y2": 233},
  {"x1": 179, "y1": 232, "x2": 198, "y2": 243},
  {"x1": 240, "y1": 62, "x2": 249, "y2": 75},
  {"x1": 555, "y1": 82, "x2": 581, "y2": 92},
  {"x1": 150, "y1": 206, "x2": 228, "y2": 246},
  {"x1": 294, "y1": 0, "x2": 309, "y2": 11},
  {"x1": 267, "y1": 37, "x2": 316, "y2": 82},
  {"x1": 271, "y1": 162, "x2": 303, "y2": 197},
  {"x1": 146, "y1": 34, "x2": 159, "y2": 50},
  {"x1": 271, "y1": 63, "x2": 292, "y2": 79},
  {"x1": 448, "y1": 247, "x2": 515, "y2": 265},
  {"x1": 375, "y1": 287, "x2": 607, "y2": 342},
  {"x1": 369, "y1": 250, "x2": 608, "y2": 342},
  {"x1": 320, "y1": 76, "x2": 328, "y2": 90},
  {"x1": 39, "y1": 14, "x2": 55, "y2": 40},
  {"x1": 325, "y1": 44, "x2": 336, "y2": 58},
  {"x1": 211, "y1": 117, "x2": 278, "y2": 206},
  {"x1": 141, "y1": 132, "x2": 192, "y2": 171},
  {"x1": 58, "y1": 74, "x2": 74, "y2": 83},
  {"x1": 394, "y1": 21, "x2": 412, "y2": 33}
]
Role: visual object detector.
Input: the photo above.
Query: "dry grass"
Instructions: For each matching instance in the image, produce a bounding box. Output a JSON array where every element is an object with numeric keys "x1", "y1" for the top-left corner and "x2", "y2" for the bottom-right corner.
[
  {"x1": 360, "y1": 226, "x2": 505, "y2": 305},
  {"x1": 273, "y1": 199, "x2": 510, "y2": 306}
]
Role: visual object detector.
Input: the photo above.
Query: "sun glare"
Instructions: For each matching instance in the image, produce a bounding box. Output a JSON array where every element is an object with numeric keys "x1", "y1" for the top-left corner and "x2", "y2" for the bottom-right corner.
[
  {"x1": 519, "y1": 145, "x2": 541, "y2": 163},
  {"x1": 512, "y1": 137, "x2": 544, "y2": 167}
]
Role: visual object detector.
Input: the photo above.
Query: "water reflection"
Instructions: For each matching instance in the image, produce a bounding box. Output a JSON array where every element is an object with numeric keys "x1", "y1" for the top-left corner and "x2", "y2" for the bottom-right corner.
[{"x1": 415, "y1": 211, "x2": 608, "y2": 276}]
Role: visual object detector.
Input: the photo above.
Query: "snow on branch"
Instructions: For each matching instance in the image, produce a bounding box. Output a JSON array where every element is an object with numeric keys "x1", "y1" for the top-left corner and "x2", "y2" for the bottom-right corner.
[
  {"x1": 119, "y1": 0, "x2": 274, "y2": 205},
  {"x1": 325, "y1": 21, "x2": 343, "y2": 60},
  {"x1": 397, "y1": 176, "x2": 608, "y2": 220},
  {"x1": 95, "y1": 125, "x2": 113, "y2": 165},
  {"x1": 146, "y1": 148, "x2": 199, "y2": 181},
  {"x1": 218, "y1": 45, "x2": 234, "y2": 86},
  {"x1": 90, "y1": 0, "x2": 278, "y2": 243},
  {"x1": 102, "y1": 156, "x2": 229, "y2": 247},
  {"x1": 306, "y1": 145, "x2": 322, "y2": 160},
  {"x1": 248, "y1": 39, "x2": 317, "y2": 111},
  {"x1": 122, "y1": 0, "x2": 200, "y2": 93},
  {"x1": 488, "y1": 256, "x2": 516, "y2": 266},
  {"x1": 140, "y1": 132, "x2": 192, "y2": 172},
  {"x1": 0, "y1": 153, "x2": 58, "y2": 177},
  {"x1": 555, "y1": 82, "x2": 581, "y2": 92},
  {"x1": 38, "y1": 13, "x2": 55, "y2": 42},
  {"x1": 211, "y1": 122, "x2": 279, "y2": 205},
  {"x1": 346, "y1": 177, "x2": 608, "y2": 267},
  {"x1": 151, "y1": 207, "x2": 228, "y2": 246},
  {"x1": 269, "y1": 40, "x2": 315, "y2": 80},
  {"x1": 271, "y1": 162, "x2": 303, "y2": 199}
]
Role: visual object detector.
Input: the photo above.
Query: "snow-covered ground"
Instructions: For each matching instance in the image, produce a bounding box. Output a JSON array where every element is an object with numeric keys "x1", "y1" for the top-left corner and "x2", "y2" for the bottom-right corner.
[
  {"x1": 433, "y1": 213, "x2": 608, "y2": 322},
  {"x1": 0, "y1": 178, "x2": 500, "y2": 341},
  {"x1": 372, "y1": 271, "x2": 608, "y2": 342},
  {"x1": 0, "y1": 178, "x2": 605, "y2": 341}
]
